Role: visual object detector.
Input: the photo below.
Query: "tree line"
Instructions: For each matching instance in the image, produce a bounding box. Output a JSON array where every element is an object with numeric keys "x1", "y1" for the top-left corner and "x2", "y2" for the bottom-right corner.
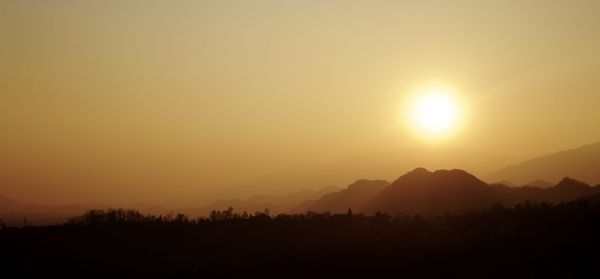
[{"x1": 2, "y1": 200, "x2": 600, "y2": 278}]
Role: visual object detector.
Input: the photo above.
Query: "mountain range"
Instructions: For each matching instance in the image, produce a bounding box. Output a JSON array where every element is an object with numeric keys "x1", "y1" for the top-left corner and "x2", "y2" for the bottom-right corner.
[
  {"x1": 3, "y1": 141, "x2": 600, "y2": 225},
  {"x1": 2, "y1": 169, "x2": 599, "y2": 225},
  {"x1": 177, "y1": 185, "x2": 340, "y2": 217},
  {"x1": 307, "y1": 179, "x2": 389, "y2": 213},
  {"x1": 306, "y1": 168, "x2": 600, "y2": 216},
  {"x1": 486, "y1": 141, "x2": 600, "y2": 185},
  {"x1": 0, "y1": 186, "x2": 340, "y2": 226}
]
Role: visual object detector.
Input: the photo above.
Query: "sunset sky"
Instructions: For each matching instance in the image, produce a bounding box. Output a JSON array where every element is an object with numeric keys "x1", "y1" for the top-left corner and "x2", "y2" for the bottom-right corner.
[{"x1": 2, "y1": 0, "x2": 600, "y2": 206}]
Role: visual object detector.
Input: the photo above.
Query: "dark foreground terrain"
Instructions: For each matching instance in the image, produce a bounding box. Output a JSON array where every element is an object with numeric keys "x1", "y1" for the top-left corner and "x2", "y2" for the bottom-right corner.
[{"x1": 2, "y1": 202, "x2": 600, "y2": 278}]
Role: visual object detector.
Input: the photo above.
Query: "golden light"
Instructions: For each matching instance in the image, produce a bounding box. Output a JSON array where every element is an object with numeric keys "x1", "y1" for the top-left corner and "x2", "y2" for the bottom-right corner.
[{"x1": 406, "y1": 84, "x2": 465, "y2": 141}]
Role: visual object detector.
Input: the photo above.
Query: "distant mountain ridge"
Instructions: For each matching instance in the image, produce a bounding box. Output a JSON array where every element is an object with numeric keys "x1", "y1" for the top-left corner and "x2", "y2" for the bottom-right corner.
[
  {"x1": 0, "y1": 186, "x2": 340, "y2": 225},
  {"x1": 304, "y1": 168, "x2": 600, "y2": 216},
  {"x1": 364, "y1": 168, "x2": 495, "y2": 215},
  {"x1": 486, "y1": 141, "x2": 600, "y2": 185},
  {"x1": 524, "y1": 180, "x2": 554, "y2": 188},
  {"x1": 0, "y1": 193, "x2": 24, "y2": 209},
  {"x1": 175, "y1": 185, "x2": 340, "y2": 217},
  {"x1": 4, "y1": 157, "x2": 600, "y2": 225},
  {"x1": 308, "y1": 179, "x2": 389, "y2": 213}
]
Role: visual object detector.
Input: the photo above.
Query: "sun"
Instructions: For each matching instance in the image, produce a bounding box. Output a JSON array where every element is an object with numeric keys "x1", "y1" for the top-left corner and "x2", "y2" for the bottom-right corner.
[
  {"x1": 414, "y1": 94, "x2": 457, "y2": 133},
  {"x1": 406, "y1": 84, "x2": 464, "y2": 140}
]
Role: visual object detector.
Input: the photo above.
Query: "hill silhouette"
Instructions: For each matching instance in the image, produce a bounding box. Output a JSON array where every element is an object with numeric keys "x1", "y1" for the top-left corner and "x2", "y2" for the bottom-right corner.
[
  {"x1": 0, "y1": 195, "x2": 107, "y2": 226},
  {"x1": 540, "y1": 177, "x2": 598, "y2": 202},
  {"x1": 0, "y1": 186, "x2": 340, "y2": 226},
  {"x1": 0, "y1": 193, "x2": 23, "y2": 209},
  {"x1": 308, "y1": 179, "x2": 389, "y2": 213},
  {"x1": 4, "y1": 168, "x2": 600, "y2": 277},
  {"x1": 4, "y1": 168, "x2": 599, "y2": 225},
  {"x1": 306, "y1": 168, "x2": 600, "y2": 216},
  {"x1": 228, "y1": 146, "x2": 511, "y2": 200},
  {"x1": 486, "y1": 141, "x2": 600, "y2": 185},
  {"x1": 179, "y1": 185, "x2": 339, "y2": 217},
  {"x1": 364, "y1": 168, "x2": 496, "y2": 215}
]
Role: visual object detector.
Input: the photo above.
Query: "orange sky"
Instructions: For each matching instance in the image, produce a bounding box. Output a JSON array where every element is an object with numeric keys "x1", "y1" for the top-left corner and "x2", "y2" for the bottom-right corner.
[{"x1": 1, "y1": 1, "x2": 600, "y2": 206}]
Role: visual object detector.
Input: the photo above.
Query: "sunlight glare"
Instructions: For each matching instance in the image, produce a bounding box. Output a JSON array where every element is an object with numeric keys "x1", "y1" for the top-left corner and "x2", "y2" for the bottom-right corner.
[{"x1": 406, "y1": 84, "x2": 464, "y2": 141}]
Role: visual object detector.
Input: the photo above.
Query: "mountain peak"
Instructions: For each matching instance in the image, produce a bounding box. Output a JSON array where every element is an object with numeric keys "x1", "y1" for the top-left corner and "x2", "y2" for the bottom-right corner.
[
  {"x1": 392, "y1": 168, "x2": 485, "y2": 186},
  {"x1": 556, "y1": 177, "x2": 590, "y2": 189},
  {"x1": 364, "y1": 168, "x2": 493, "y2": 215},
  {"x1": 347, "y1": 179, "x2": 389, "y2": 191},
  {"x1": 410, "y1": 167, "x2": 431, "y2": 174},
  {"x1": 433, "y1": 168, "x2": 475, "y2": 177},
  {"x1": 397, "y1": 167, "x2": 432, "y2": 180}
]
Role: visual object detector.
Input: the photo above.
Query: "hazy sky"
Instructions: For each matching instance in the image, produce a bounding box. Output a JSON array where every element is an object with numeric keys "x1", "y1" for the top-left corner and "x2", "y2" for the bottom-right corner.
[{"x1": 2, "y1": 0, "x2": 600, "y2": 206}]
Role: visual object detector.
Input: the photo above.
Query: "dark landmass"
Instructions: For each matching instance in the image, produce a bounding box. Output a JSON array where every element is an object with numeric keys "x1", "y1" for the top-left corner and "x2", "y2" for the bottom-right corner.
[
  {"x1": 307, "y1": 168, "x2": 600, "y2": 215},
  {"x1": 308, "y1": 179, "x2": 389, "y2": 213},
  {"x1": 2, "y1": 167, "x2": 599, "y2": 226},
  {"x1": 3, "y1": 167, "x2": 600, "y2": 277},
  {"x1": 2, "y1": 201, "x2": 600, "y2": 278},
  {"x1": 182, "y1": 185, "x2": 340, "y2": 216}
]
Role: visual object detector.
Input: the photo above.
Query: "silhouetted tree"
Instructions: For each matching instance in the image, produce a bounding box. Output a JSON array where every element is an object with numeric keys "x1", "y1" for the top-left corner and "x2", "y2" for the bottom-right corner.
[{"x1": 175, "y1": 213, "x2": 188, "y2": 223}]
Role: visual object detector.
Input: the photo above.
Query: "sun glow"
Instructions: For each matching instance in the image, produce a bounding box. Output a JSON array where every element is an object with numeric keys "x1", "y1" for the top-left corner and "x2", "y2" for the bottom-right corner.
[{"x1": 406, "y1": 84, "x2": 465, "y2": 141}]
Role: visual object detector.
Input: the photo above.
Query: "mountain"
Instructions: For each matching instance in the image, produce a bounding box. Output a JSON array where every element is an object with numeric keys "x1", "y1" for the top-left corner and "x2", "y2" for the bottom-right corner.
[
  {"x1": 0, "y1": 193, "x2": 24, "y2": 209},
  {"x1": 302, "y1": 168, "x2": 600, "y2": 216},
  {"x1": 0, "y1": 194, "x2": 97, "y2": 226},
  {"x1": 307, "y1": 179, "x2": 389, "y2": 213},
  {"x1": 486, "y1": 141, "x2": 600, "y2": 185},
  {"x1": 179, "y1": 185, "x2": 340, "y2": 217},
  {"x1": 228, "y1": 145, "x2": 512, "y2": 201},
  {"x1": 364, "y1": 168, "x2": 496, "y2": 215},
  {"x1": 0, "y1": 186, "x2": 341, "y2": 225},
  {"x1": 497, "y1": 180, "x2": 517, "y2": 187},
  {"x1": 540, "y1": 177, "x2": 597, "y2": 202}
]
